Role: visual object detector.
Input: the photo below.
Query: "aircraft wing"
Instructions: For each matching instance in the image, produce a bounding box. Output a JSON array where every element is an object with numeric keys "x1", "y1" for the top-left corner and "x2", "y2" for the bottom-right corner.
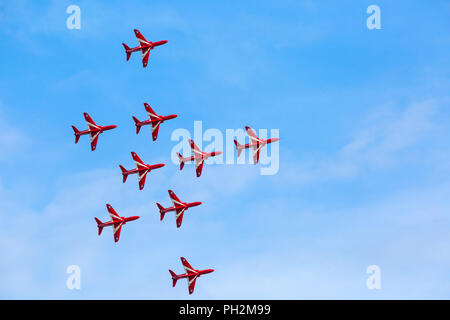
[
  {"x1": 131, "y1": 152, "x2": 147, "y2": 170},
  {"x1": 253, "y1": 144, "x2": 263, "y2": 164},
  {"x1": 195, "y1": 158, "x2": 204, "y2": 178},
  {"x1": 89, "y1": 130, "x2": 100, "y2": 151},
  {"x1": 84, "y1": 113, "x2": 99, "y2": 130},
  {"x1": 113, "y1": 221, "x2": 123, "y2": 242},
  {"x1": 180, "y1": 257, "x2": 197, "y2": 294},
  {"x1": 245, "y1": 126, "x2": 261, "y2": 144},
  {"x1": 133, "y1": 29, "x2": 151, "y2": 68},
  {"x1": 106, "y1": 204, "x2": 121, "y2": 221},
  {"x1": 168, "y1": 190, "x2": 183, "y2": 207},
  {"x1": 187, "y1": 274, "x2": 198, "y2": 295},
  {"x1": 151, "y1": 120, "x2": 162, "y2": 141},
  {"x1": 134, "y1": 29, "x2": 150, "y2": 46},
  {"x1": 175, "y1": 207, "x2": 186, "y2": 228},
  {"x1": 141, "y1": 47, "x2": 151, "y2": 68},
  {"x1": 169, "y1": 190, "x2": 186, "y2": 227},
  {"x1": 189, "y1": 139, "x2": 203, "y2": 156},
  {"x1": 137, "y1": 169, "x2": 149, "y2": 190},
  {"x1": 181, "y1": 257, "x2": 195, "y2": 273},
  {"x1": 84, "y1": 113, "x2": 101, "y2": 151},
  {"x1": 144, "y1": 103, "x2": 159, "y2": 121}
]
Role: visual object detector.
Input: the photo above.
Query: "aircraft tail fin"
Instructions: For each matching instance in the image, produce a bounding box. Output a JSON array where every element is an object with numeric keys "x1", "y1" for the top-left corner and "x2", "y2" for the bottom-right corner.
[
  {"x1": 234, "y1": 139, "x2": 244, "y2": 158},
  {"x1": 156, "y1": 203, "x2": 165, "y2": 220},
  {"x1": 94, "y1": 218, "x2": 103, "y2": 235},
  {"x1": 119, "y1": 165, "x2": 128, "y2": 183},
  {"x1": 72, "y1": 126, "x2": 81, "y2": 144},
  {"x1": 122, "y1": 43, "x2": 131, "y2": 61},
  {"x1": 169, "y1": 270, "x2": 178, "y2": 287},
  {"x1": 176, "y1": 153, "x2": 185, "y2": 170},
  {"x1": 132, "y1": 116, "x2": 142, "y2": 134}
]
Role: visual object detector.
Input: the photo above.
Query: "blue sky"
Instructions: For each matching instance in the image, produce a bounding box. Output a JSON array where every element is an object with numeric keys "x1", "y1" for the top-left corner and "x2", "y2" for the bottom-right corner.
[{"x1": 0, "y1": 0, "x2": 449, "y2": 299}]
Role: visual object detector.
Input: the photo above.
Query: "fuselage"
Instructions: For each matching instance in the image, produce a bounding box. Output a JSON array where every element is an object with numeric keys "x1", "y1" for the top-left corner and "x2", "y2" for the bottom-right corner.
[
  {"x1": 161, "y1": 201, "x2": 202, "y2": 214},
  {"x1": 182, "y1": 151, "x2": 222, "y2": 162},
  {"x1": 78, "y1": 125, "x2": 117, "y2": 136},
  {"x1": 128, "y1": 40, "x2": 168, "y2": 53},
  {"x1": 138, "y1": 114, "x2": 177, "y2": 126},
  {"x1": 174, "y1": 269, "x2": 215, "y2": 279},
  {"x1": 99, "y1": 215, "x2": 140, "y2": 227},
  {"x1": 124, "y1": 163, "x2": 165, "y2": 175},
  {"x1": 241, "y1": 138, "x2": 280, "y2": 149}
]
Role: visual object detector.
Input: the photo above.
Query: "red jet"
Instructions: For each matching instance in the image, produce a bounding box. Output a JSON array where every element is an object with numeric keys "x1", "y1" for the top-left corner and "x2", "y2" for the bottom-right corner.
[
  {"x1": 119, "y1": 152, "x2": 165, "y2": 190},
  {"x1": 72, "y1": 113, "x2": 117, "y2": 151},
  {"x1": 122, "y1": 29, "x2": 168, "y2": 68},
  {"x1": 234, "y1": 126, "x2": 280, "y2": 164},
  {"x1": 176, "y1": 139, "x2": 222, "y2": 177},
  {"x1": 94, "y1": 204, "x2": 140, "y2": 243},
  {"x1": 169, "y1": 257, "x2": 214, "y2": 295},
  {"x1": 132, "y1": 103, "x2": 177, "y2": 141},
  {"x1": 156, "y1": 190, "x2": 202, "y2": 228}
]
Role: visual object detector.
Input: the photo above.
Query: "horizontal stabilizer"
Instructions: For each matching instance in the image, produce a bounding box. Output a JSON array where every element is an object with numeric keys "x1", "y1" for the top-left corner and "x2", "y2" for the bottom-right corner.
[
  {"x1": 72, "y1": 126, "x2": 80, "y2": 144},
  {"x1": 176, "y1": 153, "x2": 185, "y2": 170},
  {"x1": 94, "y1": 218, "x2": 103, "y2": 235},
  {"x1": 156, "y1": 203, "x2": 165, "y2": 220},
  {"x1": 234, "y1": 139, "x2": 244, "y2": 158},
  {"x1": 119, "y1": 165, "x2": 128, "y2": 183},
  {"x1": 132, "y1": 116, "x2": 142, "y2": 134},
  {"x1": 122, "y1": 43, "x2": 131, "y2": 61},
  {"x1": 169, "y1": 270, "x2": 178, "y2": 287}
]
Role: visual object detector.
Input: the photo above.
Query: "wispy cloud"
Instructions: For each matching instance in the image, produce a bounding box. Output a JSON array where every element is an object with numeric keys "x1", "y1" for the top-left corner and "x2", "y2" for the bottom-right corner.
[
  {"x1": 1, "y1": 0, "x2": 449, "y2": 299},
  {"x1": 280, "y1": 100, "x2": 442, "y2": 184},
  {"x1": 0, "y1": 160, "x2": 259, "y2": 298},
  {"x1": 205, "y1": 180, "x2": 450, "y2": 299}
]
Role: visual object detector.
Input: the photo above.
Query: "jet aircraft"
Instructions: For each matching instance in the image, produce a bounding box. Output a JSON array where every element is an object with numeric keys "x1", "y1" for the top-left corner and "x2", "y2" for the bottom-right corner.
[
  {"x1": 72, "y1": 113, "x2": 117, "y2": 151},
  {"x1": 94, "y1": 204, "x2": 140, "y2": 243},
  {"x1": 169, "y1": 257, "x2": 214, "y2": 295},
  {"x1": 156, "y1": 190, "x2": 202, "y2": 228},
  {"x1": 176, "y1": 139, "x2": 222, "y2": 177},
  {"x1": 122, "y1": 29, "x2": 168, "y2": 68},
  {"x1": 119, "y1": 152, "x2": 165, "y2": 190},
  {"x1": 234, "y1": 126, "x2": 280, "y2": 164},
  {"x1": 132, "y1": 103, "x2": 177, "y2": 141}
]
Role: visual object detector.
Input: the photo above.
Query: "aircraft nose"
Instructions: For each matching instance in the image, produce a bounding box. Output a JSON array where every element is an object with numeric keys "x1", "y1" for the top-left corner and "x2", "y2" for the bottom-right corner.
[{"x1": 190, "y1": 201, "x2": 202, "y2": 207}]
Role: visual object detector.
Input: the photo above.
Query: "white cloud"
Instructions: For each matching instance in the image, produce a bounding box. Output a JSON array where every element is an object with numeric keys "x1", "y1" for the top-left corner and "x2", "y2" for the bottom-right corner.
[
  {"x1": 279, "y1": 100, "x2": 442, "y2": 184},
  {"x1": 339, "y1": 100, "x2": 437, "y2": 167},
  {"x1": 0, "y1": 98, "x2": 449, "y2": 298},
  {"x1": 0, "y1": 160, "x2": 259, "y2": 298},
  {"x1": 203, "y1": 181, "x2": 450, "y2": 299}
]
